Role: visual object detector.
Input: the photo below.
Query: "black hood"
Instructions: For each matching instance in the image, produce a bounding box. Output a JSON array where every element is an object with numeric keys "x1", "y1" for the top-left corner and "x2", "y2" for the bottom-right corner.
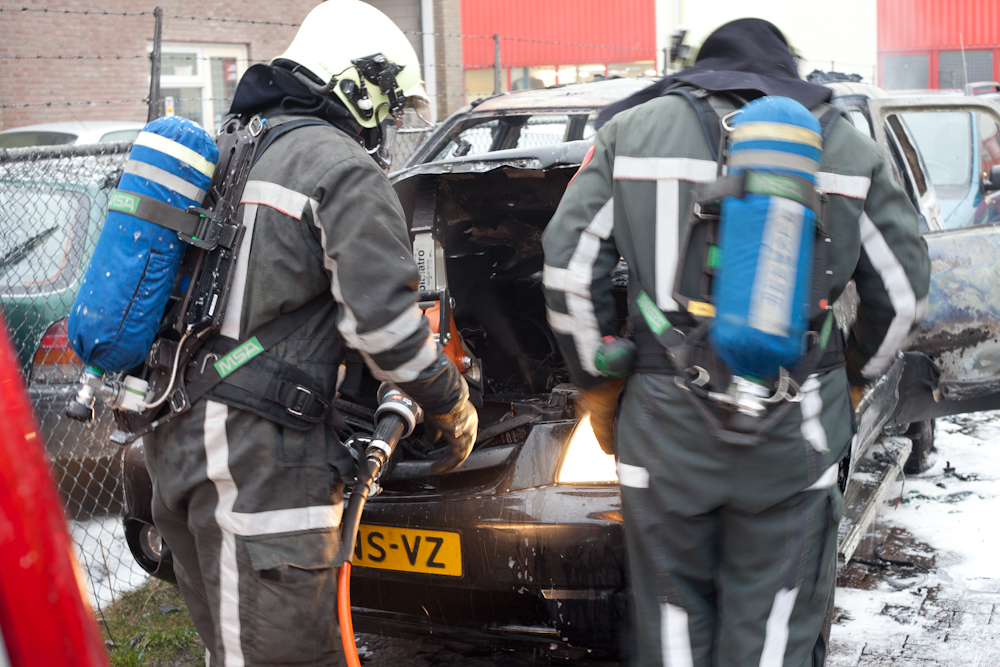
[
  {"x1": 229, "y1": 63, "x2": 354, "y2": 127},
  {"x1": 596, "y1": 19, "x2": 832, "y2": 128}
]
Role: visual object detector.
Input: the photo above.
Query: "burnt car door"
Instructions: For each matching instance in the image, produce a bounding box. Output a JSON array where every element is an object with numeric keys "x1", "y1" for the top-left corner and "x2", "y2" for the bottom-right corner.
[
  {"x1": 832, "y1": 92, "x2": 945, "y2": 230},
  {"x1": 867, "y1": 96, "x2": 1000, "y2": 423}
]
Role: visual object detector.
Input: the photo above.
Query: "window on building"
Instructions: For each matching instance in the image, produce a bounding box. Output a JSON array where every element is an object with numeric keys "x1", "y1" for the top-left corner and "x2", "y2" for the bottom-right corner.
[
  {"x1": 883, "y1": 54, "x2": 929, "y2": 90},
  {"x1": 511, "y1": 66, "x2": 557, "y2": 90},
  {"x1": 938, "y1": 50, "x2": 994, "y2": 90},
  {"x1": 152, "y1": 43, "x2": 248, "y2": 132}
]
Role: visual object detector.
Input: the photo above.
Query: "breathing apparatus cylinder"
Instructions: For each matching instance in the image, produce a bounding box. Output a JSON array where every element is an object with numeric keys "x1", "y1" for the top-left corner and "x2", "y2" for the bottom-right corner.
[
  {"x1": 67, "y1": 116, "x2": 218, "y2": 376},
  {"x1": 709, "y1": 96, "x2": 822, "y2": 388}
]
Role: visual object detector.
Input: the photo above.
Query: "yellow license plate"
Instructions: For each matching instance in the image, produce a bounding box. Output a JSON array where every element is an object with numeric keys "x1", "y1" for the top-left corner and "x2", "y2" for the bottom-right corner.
[{"x1": 352, "y1": 524, "x2": 462, "y2": 577}]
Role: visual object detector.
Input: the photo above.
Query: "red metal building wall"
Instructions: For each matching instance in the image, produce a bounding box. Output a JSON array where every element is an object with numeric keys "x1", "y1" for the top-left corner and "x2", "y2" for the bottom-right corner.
[
  {"x1": 460, "y1": 0, "x2": 656, "y2": 68},
  {"x1": 879, "y1": 0, "x2": 1000, "y2": 51},
  {"x1": 878, "y1": 0, "x2": 1000, "y2": 87}
]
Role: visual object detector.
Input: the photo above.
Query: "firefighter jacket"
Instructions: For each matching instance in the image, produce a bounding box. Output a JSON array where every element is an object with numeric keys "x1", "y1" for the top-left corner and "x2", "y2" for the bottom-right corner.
[
  {"x1": 198, "y1": 113, "x2": 464, "y2": 479},
  {"x1": 542, "y1": 94, "x2": 931, "y2": 393}
]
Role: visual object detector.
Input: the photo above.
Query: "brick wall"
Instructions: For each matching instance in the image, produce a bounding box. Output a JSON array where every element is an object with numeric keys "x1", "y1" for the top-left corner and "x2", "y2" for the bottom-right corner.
[
  {"x1": 0, "y1": 1, "x2": 316, "y2": 130},
  {"x1": 0, "y1": 0, "x2": 462, "y2": 131}
]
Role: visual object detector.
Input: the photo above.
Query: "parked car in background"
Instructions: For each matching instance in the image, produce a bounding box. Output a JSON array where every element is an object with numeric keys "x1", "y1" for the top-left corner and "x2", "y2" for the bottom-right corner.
[
  {"x1": 0, "y1": 121, "x2": 143, "y2": 149},
  {"x1": 121, "y1": 79, "x2": 1000, "y2": 656},
  {"x1": 0, "y1": 144, "x2": 127, "y2": 518}
]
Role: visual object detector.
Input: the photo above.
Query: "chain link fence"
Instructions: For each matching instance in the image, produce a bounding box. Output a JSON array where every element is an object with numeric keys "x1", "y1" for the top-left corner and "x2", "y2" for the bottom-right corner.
[
  {"x1": 0, "y1": 128, "x2": 432, "y2": 606},
  {"x1": 0, "y1": 142, "x2": 146, "y2": 605}
]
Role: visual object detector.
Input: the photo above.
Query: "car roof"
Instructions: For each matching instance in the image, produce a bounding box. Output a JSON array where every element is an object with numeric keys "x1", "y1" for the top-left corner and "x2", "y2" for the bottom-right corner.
[
  {"x1": 825, "y1": 82, "x2": 889, "y2": 100},
  {"x1": 468, "y1": 77, "x2": 657, "y2": 114},
  {"x1": 0, "y1": 120, "x2": 144, "y2": 143}
]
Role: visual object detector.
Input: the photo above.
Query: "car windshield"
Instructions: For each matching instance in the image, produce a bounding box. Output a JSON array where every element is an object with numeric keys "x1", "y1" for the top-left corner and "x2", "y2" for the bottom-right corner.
[
  {"x1": 0, "y1": 131, "x2": 78, "y2": 149},
  {"x1": 428, "y1": 112, "x2": 595, "y2": 162},
  {"x1": 0, "y1": 185, "x2": 90, "y2": 296}
]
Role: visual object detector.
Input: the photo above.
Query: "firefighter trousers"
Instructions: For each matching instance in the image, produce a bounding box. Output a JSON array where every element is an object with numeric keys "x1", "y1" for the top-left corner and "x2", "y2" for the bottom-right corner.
[
  {"x1": 146, "y1": 399, "x2": 347, "y2": 667},
  {"x1": 616, "y1": 372, "x2": 849, "y2": 667}
]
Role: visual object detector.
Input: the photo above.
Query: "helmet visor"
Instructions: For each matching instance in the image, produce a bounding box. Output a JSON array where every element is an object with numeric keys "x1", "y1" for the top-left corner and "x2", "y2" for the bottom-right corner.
[{"x1": 397, "y1": 94, "x2": 434, "y2": 131}]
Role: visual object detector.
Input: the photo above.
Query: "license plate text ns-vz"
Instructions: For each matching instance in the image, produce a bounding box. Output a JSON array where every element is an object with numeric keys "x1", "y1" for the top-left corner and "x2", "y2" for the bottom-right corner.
[{"x1": 352, "y1": 524, "x2": 463, "y2": 577}]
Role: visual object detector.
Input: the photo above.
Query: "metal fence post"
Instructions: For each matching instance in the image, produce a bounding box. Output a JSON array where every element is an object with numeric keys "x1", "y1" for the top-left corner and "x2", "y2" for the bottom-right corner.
[
  {"x1": 493, "y1": 33, "x2": 502, "y2": 95},
  {"x1": 147, "y1": 7, "x2": 163, "y2": 122}
]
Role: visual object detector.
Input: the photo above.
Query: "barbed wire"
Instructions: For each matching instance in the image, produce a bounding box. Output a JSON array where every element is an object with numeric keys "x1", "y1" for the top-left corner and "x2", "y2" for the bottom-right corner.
[
  {"x1": 403, "y1": 30, "x2": 490, "y2": 40},
  {"x1": 0, "y1": 96, "x2": 233, "y2": 110},
  {"x1": 0, "y1": 54, "x2": 148, "y2": 61},
  {"x1": 2, "y1": 8, "x2": 654, "y2": 52},
  {"x1": 0, "y1": 91, "x2": 486, "y2": 109},
  {"x1": 0, "y1": 6, "x2": 298, "y2": 25},
  {"x1": 161, "y1": 12, "x2": 299, "y2": 27},
  {"x1": 0, "y1": 6, "x2": 151, "y2": 16},
  {"x1": 501, "y1": 36, "x2": 652, "y2": 52}
]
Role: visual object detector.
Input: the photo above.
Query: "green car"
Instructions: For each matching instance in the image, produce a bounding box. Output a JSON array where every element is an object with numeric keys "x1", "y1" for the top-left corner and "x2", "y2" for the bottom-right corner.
[{"x1": 0, "y1": 145, "x2": 128, "y2": 519}]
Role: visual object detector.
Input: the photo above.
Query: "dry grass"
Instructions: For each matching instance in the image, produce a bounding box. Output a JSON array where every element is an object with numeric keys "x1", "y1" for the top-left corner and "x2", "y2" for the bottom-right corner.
[{"x1": 97, "y1": 578, "x2": 204, "y2": 667}]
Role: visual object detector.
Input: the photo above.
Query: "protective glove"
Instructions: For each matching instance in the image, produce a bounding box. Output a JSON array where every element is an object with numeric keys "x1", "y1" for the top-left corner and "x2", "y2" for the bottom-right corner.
[
  {"x1": 576, "y1": 378, "x2": 624, "y2": 456},
  {"x1": 424, "y1": 380, "x2": 479, "y2": 474}
]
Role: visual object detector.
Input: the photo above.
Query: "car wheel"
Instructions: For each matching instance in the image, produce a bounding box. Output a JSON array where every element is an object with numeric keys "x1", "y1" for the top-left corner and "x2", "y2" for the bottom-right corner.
[{"x1": 903, "y1": 419, "x2": 935, "y2": 475}]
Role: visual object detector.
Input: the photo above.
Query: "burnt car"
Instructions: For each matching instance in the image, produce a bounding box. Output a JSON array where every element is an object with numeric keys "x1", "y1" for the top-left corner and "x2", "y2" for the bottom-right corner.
[
  {"x1": 122, "y1": 78, "x2": 1000, "y2": 655},
  {"x1": 827, "y1": 86, "x2": 1000, "y2": 471}
]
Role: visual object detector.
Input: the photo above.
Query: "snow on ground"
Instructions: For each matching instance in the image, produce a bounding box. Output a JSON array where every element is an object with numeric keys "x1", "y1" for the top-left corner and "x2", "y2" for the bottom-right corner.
[
  {"x1": 61, "y1": 412, "x2": 1000, "y2": 662},
  {"x1": 829, "y1": 411, "x2": 1000, "y2": 666},
  {"x1": 70, "y1": 515, "x2": 149, "y2": 609}
]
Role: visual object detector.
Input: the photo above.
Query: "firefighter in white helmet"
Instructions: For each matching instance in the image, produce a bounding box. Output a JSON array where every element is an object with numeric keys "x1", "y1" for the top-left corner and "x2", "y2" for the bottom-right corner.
[{"x1": 144, "y1": 3, "x2": 477, "y2": 665}]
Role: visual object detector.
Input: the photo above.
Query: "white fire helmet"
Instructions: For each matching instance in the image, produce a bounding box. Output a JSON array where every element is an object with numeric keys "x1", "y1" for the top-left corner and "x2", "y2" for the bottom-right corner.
[{"x1": 275, "y1": 0, "x2": 434, "y2": 132}]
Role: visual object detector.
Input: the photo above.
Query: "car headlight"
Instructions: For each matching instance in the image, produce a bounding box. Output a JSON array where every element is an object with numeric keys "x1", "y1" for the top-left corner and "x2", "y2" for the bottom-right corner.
[
  {"x1": 139, "y1": 523, "x2": 163, "y2": 562},
  {"x1": 554, "y1": 414, "x2": 619, "y2": 484}
]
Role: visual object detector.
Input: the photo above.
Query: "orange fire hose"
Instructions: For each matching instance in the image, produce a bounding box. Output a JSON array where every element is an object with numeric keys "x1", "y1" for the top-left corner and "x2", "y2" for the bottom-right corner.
[{"x1": 338, "y1": 562, "x2": 361, "y2": 667}]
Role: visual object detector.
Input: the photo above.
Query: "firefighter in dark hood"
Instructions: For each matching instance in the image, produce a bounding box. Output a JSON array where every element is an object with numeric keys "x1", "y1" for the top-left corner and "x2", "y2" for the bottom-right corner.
[
  {"x1": 144, "y1": 2, "x2": 477, "y2": 665},
  {"x1": 543, "y1": 19, "x2": 929, "y2": 667}
]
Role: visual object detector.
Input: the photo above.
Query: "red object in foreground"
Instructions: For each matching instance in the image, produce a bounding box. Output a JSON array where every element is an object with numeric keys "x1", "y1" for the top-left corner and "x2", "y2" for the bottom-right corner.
[{"x1": 0, "y1": 313, "x2": 110, "y2": 667}]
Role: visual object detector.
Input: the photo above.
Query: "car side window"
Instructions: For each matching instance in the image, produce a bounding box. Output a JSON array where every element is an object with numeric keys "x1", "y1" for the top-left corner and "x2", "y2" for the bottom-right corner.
[
  {"x1": 514, "y1": 115, "x2": 571, "y2": 149},
  {"x1": 427, "y1": 113, "x2": 591, "y2": 163},
  {"x1": 900, "y1": 111, "x2": 977, "y2": 229},
  {"x1": 431, "y1": 119, "x2": 500, "y2": 161},
  {"x1": 975, "y1": 112, "x2": 1000, "y2": 226},
  {"x1": 848, "y1": 110, "x2": 873, "y2": 138}
]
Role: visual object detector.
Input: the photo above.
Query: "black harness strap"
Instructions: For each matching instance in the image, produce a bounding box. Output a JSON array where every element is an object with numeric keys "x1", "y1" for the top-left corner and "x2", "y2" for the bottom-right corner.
[
  {"x1": 183, "y1": 292, "x2": 331, "y2": 413},
  {"x1": 662, "y1": 87, "x2": 722, "y2": 161},
  {"x1": 252, "y1": 117, "x2": 333, "y2": 167},
  {"x1": 109, "y1": 189, "x2": 203, "y2": 237}
]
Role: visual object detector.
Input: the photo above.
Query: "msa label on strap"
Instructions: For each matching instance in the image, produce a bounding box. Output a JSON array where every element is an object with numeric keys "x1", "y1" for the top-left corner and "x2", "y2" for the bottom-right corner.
[
  {"x1": 637, "y1": 291, "x2": 670, "y2": 335},
  {"x1": 214, "y1": 337, "x2": 264, "y2": 378},
  {"x1": 109, "y1": 191, "x2": 140, "y2": 215}
]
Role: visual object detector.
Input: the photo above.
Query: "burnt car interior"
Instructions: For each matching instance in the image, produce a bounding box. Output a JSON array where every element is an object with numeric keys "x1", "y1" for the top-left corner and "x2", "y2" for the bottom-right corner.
[{"x1": 332, "y1": 163, "x2": 623, "y2": 495}]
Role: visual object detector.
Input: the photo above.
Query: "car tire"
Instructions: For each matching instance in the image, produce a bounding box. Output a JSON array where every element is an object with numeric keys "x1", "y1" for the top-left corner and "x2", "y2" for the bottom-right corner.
[{"x1": 903, "y1": 419, "x2": 935, "y2": 475}]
